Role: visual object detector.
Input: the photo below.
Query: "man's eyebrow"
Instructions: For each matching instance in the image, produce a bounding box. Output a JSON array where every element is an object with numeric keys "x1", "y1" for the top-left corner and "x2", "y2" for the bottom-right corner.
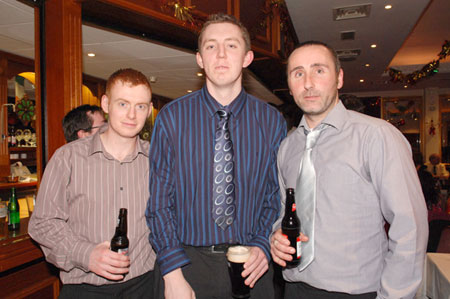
[{"x1": 289, "y1": 66, "x2": 304, "y2": 75}]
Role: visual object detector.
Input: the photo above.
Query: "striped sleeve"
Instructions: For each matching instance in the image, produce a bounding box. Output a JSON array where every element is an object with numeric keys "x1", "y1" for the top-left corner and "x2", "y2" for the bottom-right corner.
[{"x1": 146, "y1": 108, "x2": 190, "y2": 276}]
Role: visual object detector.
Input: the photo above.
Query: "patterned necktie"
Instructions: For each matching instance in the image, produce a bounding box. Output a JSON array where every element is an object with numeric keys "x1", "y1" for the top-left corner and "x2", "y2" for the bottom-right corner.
[
  {"x1": 212, "y1": 109, "x2": 235, "y2": 230},
  {"x1": 295, "y1": 124, "x2": 325, "y2": 271}
]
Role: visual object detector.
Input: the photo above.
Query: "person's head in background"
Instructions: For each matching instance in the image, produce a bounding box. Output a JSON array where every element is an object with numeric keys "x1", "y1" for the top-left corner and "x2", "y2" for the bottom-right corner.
[
  {"x1": 429, "y1": 153, "x2": 441, "y2": 166},
  {"x1": 62, "y1": 104, "x2": 105, "y2": 143}
]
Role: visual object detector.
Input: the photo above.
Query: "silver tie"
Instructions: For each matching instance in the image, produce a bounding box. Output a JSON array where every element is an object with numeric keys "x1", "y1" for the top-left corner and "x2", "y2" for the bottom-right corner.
[{"x1": 295, "y1": 125, "x2": 325, "y2": 271}]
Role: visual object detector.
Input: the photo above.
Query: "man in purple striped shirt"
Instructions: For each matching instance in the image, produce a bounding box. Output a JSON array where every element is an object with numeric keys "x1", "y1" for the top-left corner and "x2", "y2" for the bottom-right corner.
[
  {"x1": 29, "y1": 68, "x2": 156, "y2": 298},
  {"x1": 147, "y1": 13, "x2": 286, "y2": 299}
]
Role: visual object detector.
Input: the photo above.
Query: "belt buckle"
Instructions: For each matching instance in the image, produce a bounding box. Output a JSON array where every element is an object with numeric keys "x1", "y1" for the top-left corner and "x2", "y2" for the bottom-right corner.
[{"x1": 211, "y1": 244, "x2": 228, "y2": 253}]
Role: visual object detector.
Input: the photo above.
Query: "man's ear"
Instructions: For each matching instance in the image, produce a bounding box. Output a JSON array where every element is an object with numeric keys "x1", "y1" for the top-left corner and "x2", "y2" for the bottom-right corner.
[
  {"x1": 196, "y1": 52, "x2": 204, "y2": 69},
  {"x1": 242, "y1": 50, "x2": 254, "y2": 68},
  {"x1": 77, "y1": 130, "x2": 87, "y2": 139},
  {"x1": 147, "y1": 102, "x2": 153, "y2": 118},
  {"x1": 101, "y1": 94, "x2": 110, "y2": 114}
]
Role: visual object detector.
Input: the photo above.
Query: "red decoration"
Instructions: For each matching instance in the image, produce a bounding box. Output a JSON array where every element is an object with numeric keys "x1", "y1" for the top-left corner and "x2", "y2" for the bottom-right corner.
[{"x1": 429, "y1": 119, "x2": 436, "y2": 136}]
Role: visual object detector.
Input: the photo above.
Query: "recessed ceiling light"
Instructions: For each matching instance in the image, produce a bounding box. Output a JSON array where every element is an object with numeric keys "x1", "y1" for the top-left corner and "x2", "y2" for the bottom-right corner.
[
  {"x1": 196, "y1": 72, "x2": 203, "y2": 77},
  {"x1": 404, "y1": 85, "x2": 408, "y2": 88},
  {"x1": 385, "y1": 5, "x2": 392, "y2": 9},
  {"x1": 365, "y1": 63, "x2": 370, "y2": 67},
  {"x1": 187, "y1": 90, "x2": 193, "y2": 93},
  {"x1": 359, "y1": 79, "x2": 364, "y2": 83},
  {"x1": 87, "y1": 53, "x2": 96, "y2": 57},
  {"x1": 370, "y1": 44, "x2": 377, "y2": 48}
]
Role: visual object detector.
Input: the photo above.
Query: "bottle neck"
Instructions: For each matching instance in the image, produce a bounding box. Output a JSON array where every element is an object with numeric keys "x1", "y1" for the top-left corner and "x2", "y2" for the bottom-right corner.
[
  {"x1": 117, "y1": 215, "x2": 127, "y2": 235},
  {"x1": 285, "y1": 194, "x2": 296, "y2": 213}
]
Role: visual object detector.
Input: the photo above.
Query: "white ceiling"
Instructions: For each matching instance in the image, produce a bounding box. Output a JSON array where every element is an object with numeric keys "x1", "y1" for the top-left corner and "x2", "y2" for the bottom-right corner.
[
  {"x1": 286, "y1": 0, "x2": 450, "y2": 93},
  {"x1": 1, "y1": 0, "x2": 449, "y2": 101},
  {"x1": 0, "y1": 0, "x2": 282, "y2": 105}
]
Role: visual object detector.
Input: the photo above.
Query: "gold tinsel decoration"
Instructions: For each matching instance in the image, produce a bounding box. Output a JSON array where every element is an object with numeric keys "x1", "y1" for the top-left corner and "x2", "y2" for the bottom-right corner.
[
  {"x1": 161, "y1": 1, "x2": 195, "y2": 24},
  {"x1": 388, "y1": 40, "x2": 450, "y2": 85}
]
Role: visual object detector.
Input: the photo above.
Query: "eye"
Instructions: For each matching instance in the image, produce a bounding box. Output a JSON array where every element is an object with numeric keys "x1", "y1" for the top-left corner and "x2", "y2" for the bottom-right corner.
[
  {"x1": 227, "y1": 43, "x2": 237, "y2": 49},
  {"x1": 137, "y1": 104, "x2": 147, "y2": 110},
  {"x1": 316, "y1": 68, "x2": 325, "y2": 74},
  {"x1": 293, "y1": 71, "x2": 303, "y2": 78},
  {"x1": 119, "y1": 102, "x2": 126, "y2": 107}
]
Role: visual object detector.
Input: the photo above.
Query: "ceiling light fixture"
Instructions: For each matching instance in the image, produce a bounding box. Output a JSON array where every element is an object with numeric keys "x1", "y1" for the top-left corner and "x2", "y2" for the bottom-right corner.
[
  {"x1": 87, "y1": 53, "x2": 95, "y2": 57},
  {"x1": 196, "y1": 72, "x2": 203, "y2": 77},
  {"x1": 365, "y1": 63, "x2": 370, "y2": 67},
  {"x1": 404, "y1": 85, "x2": 408, "y2": 88},
  {"x1": 359, "y1": 79, "x2": 364, "y2": 83},
  {"x1": 370, "y1": 44, "x2": 377, "y2": 48},
  {"x1": 187, "y1": 90, "x2": 193, "y2": 93},
  {"x1": 385, "y1": 5, "x2": 392, "y2": 9}
]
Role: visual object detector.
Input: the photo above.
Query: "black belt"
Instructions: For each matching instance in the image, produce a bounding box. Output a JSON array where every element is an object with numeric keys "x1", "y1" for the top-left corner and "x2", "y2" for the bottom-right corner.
[{"x1": 185, "y1": 243, "x2": 237, "y2": 254}]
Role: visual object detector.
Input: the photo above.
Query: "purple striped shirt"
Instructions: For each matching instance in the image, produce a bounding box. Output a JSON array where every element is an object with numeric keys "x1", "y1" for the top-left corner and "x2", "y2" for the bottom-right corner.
[{"x1": 146, "y1": 87, "x2": 286, "y2": 275}]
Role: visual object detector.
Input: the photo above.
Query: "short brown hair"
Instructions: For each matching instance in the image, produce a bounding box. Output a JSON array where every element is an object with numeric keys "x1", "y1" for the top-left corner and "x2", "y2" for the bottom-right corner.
[
  {"x1": 105, "y1": 68, "x2": 152, "y2": 98},
  {"x1": 198, "y1": 13, "x2": 251, "y2": 52},
  {"x1": 288, "y1": 41, "x2": 341, "y2": 75}
]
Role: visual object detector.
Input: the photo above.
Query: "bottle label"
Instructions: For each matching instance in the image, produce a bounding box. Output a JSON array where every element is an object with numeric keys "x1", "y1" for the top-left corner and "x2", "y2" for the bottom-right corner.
[
  {"x1": 117, "y1": 248, "x2": 129, "y2": 255},
  {"x1": 292, "y1": 203, "x2": 296, "y2": 212},
  {"x1": 296, "y1": 236, "x2": 302, "y2": 259}
]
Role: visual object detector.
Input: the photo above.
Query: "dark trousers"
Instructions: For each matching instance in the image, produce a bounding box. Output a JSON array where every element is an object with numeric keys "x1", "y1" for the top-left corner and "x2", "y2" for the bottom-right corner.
[
  {"x1": 154, "y1": 245, "x2": 275, "y2": 299},
  {"x1": 284, "y1": 281, "x2": 376, "y2": 299},
  {"x1": 427, "y1": 220, "x2": 450, "y2": 252},
  {"x1": 59, "y1": 270, "x2": 154, "y2": 299}
]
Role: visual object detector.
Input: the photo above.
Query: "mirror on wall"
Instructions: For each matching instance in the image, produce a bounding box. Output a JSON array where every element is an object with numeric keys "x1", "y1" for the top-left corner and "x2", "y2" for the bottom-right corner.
[
  {"x1": 381, "y1": 97, "x2": 423, "y2": 154},
  {"x1": 6, "y1": 73, "x2": 37, "y2": 174}
]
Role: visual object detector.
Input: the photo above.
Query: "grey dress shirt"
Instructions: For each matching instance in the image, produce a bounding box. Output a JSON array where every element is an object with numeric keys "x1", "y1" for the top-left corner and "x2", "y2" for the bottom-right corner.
[
  {"x1": 29, "y1": 125, "x2": 156, "y2": 285},
  {"x1": 274, "y1": 101, "x2": 428, "y2": 298}
]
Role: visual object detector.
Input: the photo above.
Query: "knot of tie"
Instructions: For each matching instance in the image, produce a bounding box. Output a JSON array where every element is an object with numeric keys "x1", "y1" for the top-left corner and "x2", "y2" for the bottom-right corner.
[
  {"x1": 217, "y1": 109, "x2": 230, "y2": 120},
  {"x1": 305, "y1": 127, "x2": 324, "y2": 150}
]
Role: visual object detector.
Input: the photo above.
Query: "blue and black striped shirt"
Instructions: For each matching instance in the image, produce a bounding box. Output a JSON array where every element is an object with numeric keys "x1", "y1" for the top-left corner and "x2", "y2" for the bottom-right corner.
[{"x1": 146, "y1": 86, "x2": 286, "y2": 275}]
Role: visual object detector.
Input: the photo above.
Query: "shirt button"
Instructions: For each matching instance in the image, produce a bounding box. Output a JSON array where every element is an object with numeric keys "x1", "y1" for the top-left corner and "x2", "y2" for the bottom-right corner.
[{"x1": 120, "y1": 187, "x2": 123, "y2": 191}]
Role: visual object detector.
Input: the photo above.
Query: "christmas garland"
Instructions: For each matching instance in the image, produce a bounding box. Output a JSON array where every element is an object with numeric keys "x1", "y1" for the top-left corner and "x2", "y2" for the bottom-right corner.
[{"x1": 388, "y1": 40, "x2": 449, "y2": 85}]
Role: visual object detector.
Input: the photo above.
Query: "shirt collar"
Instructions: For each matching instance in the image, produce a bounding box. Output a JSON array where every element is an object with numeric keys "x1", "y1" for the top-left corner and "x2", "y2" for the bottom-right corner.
[
  {"x1": 298, "y1": 100, "x2": 347, "y2": 133},
  {"x1": 201, "y1": 85, "x2": 247, "y2": 118},
  {"x1": 88, "y1": 124, "x2": 149, "y2": 160}
]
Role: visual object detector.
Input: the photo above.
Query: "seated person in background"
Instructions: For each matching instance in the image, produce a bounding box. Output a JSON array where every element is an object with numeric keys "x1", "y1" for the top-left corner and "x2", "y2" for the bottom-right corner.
[
  {"x1": 62, "y1": 104, "x2": 106, "y2": 142},
  {"x1": 414, "y1": 152, "x2": 439, "y2": 209},
  {"x1": 425, "y1": 153, "x2": 449, "y2": 179}
]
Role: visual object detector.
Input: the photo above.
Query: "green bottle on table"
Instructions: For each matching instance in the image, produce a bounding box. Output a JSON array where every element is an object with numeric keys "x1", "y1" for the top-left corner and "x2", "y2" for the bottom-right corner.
[{"x1": 8, "y1": 187, "x2": 20, "y2": 231}]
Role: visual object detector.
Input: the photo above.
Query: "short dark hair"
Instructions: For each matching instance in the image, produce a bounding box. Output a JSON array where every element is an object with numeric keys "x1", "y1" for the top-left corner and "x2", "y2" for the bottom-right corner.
[
  {"x1": 62, "y1": 104, "x2": 103, "y2": 142},
  {"x1": 198, "y1": 13, "x2": 251, "y2": 52},
  {"x1": 288, "y1": 41, "x2": 341, "y2": 74},
  {"x1": 105, "y1": 68, "x2": 152, "y2": 98}
]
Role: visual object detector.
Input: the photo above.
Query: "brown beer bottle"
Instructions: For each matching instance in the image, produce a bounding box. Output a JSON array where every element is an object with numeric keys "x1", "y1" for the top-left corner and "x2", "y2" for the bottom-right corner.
[
  {"x1": 281, "y1": 188, "x2": 301, "y2": 267},
  {"x1": 110, "y1": 208, "x2": 129, "y2": 254}
]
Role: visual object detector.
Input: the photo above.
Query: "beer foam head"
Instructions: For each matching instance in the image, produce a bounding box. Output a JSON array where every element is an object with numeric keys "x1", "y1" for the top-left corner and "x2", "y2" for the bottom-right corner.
[{"x1": 227, "y1": 246, "x2": 250, "y2": 263}]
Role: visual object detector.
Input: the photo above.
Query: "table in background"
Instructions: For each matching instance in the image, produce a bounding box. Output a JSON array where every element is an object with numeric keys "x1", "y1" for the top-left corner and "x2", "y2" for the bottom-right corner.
[{"x1": 416, "y1": 253, "x2": 450, "y2": 299}]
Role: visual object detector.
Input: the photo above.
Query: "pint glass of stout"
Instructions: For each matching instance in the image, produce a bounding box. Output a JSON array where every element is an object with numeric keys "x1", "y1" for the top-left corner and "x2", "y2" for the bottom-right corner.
[{"x1": 227, "y1": 245, "x2": 251, "y2": 298}]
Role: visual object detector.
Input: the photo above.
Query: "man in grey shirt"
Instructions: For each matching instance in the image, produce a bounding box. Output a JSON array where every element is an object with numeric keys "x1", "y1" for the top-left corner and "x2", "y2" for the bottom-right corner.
[
  {"x1": 29, "y1": 68, "x2": 156, "y2": 298},
  {"x1": 270, "y1": 41, "x2": 428, "y2": 298}
]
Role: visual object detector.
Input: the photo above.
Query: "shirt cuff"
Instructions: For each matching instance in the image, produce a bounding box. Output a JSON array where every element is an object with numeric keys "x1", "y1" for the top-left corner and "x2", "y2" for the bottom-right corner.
[
  {"x1": 247, "y1": 235, "x2": 271, "y2": 262},
  {"x1": 70, "y1": 241, "x2": 96, "y2": 272},
  {"x1": 157, "y1": 246, "x2": 191, "y2": 276}
]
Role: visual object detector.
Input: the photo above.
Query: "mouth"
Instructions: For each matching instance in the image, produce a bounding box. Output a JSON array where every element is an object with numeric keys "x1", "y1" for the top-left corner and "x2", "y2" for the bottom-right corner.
[
  {"x1": 123, "y1": 122, "x2": 137, "y2": 128},
  {"x1": 215, "y1": 65, "x2": 229, "y2": 71},
  {"x1": 304, "y1": 94, "x2": 320, "y2": 100}
]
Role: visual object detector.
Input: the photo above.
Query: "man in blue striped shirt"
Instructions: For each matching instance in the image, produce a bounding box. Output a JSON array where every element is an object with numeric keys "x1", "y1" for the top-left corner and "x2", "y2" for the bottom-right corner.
[{"x1": 146, "y1": 13, "x2": 286, "y2": 299}]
